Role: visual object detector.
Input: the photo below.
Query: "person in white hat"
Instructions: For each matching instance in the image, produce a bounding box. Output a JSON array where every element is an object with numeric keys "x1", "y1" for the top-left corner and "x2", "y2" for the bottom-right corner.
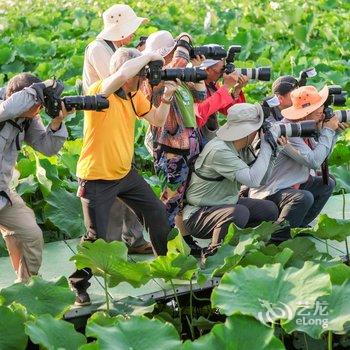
[
  {"x1": 182, "y1": 103, "x2": 282, "y2": 256},
  {"x1": 195, "y1": 46, "x2": 249, "y2": 143},
  {"x1": 142, "y1": 30, "x2": 208, "y2": 255},
  {"x1": 82, "y1": 4, "x2": 151, "y2": 255},
  {"x1": 82, "y1": 4, "x2": 148, "y2": 93},
  {"x1": 250, "y1": 85, "x2": 348, "y2": 243}
]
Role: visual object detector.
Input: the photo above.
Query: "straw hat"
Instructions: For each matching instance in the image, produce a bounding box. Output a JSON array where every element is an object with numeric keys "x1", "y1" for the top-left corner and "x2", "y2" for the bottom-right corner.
[
  {"x1": 97, "y1": 4, "x2": 148, "y2": 41},
  {"x1": 281, "y1": 85, "x2": 329, "y2": 120},
  {"x1": 144, "y1": 30, "x2": 177, "y2": 57},
  {"x1": 217, "y1": 103, "x2": 264, "y2": 141}
]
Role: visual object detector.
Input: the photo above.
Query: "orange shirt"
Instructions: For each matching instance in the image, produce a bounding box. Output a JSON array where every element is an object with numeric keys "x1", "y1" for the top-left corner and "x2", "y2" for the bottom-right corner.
[{"x1": 77, "y1": 81, "x2": 152, "y2": 180}]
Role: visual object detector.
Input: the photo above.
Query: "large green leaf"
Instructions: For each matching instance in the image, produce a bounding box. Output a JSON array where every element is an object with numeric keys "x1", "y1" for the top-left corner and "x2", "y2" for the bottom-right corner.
[
  {"x1": 44, "y1": 187, "x2": 85, "y2": 238},
  {"x1": 293, "y1": 214, "x2": 350, "y2": 241},
  {"x1": 283, "y1": 281, "x2": 350, "y2": 339},
  {"x1": 183, "y1": 315, "x2": 285, "y2": 350},
  {"x1": 0, "y1": 276, "x2": 75, "y2": 318},
  {"x1": 25, "y1": 314, "x2": 86, "y2": 350},
  {"x1": 110, "y1": 296, "x2": 156, "y2": 316},
  {"x1": 326, "y1": 263, "x2": 350, "y2": 285},
  {"x1": 70, "y1": 239, "x2": 151, "y2": 288},
  {"x1": 150, "y1": 253, "x2": 199, "y2": 281},
  {"x1": 0, "y1": 305, "x2": 27, "y2": 350},
  {"x1": 84, "y1": 315, "x2": 181, "y2": 350},
  {"x1": 211, "y1": 262, "x2": 331, "y2": 323},
  {"x1": 34, "y1": 154, "x2": 52, "y2": 197}
]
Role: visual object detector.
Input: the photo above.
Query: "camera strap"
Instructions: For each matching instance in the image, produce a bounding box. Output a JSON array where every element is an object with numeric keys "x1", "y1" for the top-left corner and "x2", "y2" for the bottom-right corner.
[
  {"x1": 175, "y1": 40, "x2": 192, "y2": 52},
  {"x1": 103, "y1": 40, "x2": 116, "y2": 53}
]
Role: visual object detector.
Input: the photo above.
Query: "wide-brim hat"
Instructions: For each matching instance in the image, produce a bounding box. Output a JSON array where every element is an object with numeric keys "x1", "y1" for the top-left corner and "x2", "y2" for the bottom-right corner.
[
  {"x1": 97, "y1": 4, "x2": 148, "y2": 41},
  {"x1": 144, "y1": 30, "x2": 177, "y2": 57},
  {"x1": 281, "y1": 85, "x2": 329, "y2": 120},
  {"x1": 217, "y1": 103, "x2": 264, "y2": 141}
]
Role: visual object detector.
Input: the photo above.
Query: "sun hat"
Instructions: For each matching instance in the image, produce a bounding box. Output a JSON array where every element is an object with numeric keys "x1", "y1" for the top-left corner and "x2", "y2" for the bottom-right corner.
[
  {"x1": 143, "y1": 30, "x2": 177, "y2": 57},
  {"x1": 217, "y1": 103, "x2": 264, "y2": 141},
  {"x1": 281, "y1": 85, "x2": 329, "y2": 120},
  {"x1": 97, "y1": 4, "x2": 148, "y2": 41},
  {"x1": 272, "y1": 75, "x2": 299, "y2": 95}
]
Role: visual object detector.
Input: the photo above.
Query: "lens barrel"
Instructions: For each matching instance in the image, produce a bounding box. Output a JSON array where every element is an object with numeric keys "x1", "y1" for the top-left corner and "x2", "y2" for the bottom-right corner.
[{"x1": 235, "y1": 67, "x2": 271, "y2": 81}]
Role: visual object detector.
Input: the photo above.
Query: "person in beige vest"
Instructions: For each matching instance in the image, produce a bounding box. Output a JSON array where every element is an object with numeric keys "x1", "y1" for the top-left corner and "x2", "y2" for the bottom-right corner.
[{"x1": 82, "y1": 4, "x2": 152, "y2": 254}]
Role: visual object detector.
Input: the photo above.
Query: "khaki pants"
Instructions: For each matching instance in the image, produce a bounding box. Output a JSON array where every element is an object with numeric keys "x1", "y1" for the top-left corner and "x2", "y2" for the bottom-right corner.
[{"x1": 0, "y1": 191, "x2": 43, "y2": 282}]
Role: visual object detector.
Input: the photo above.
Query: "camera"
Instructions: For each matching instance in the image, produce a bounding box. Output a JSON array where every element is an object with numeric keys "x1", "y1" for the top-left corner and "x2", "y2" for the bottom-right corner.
[
  {"x1": 323, "y1": 85, "x2": 348, "y2": 121},
  {"x1": 145, "y1": 60, "x2": 207, "y2": 86},
  {"x1": 190, "y1": 45, "x2": 227, "y2": 60},
  {"x1": 334, "y1": 109, "x2": 350, "y2": 123},
  {"x1": 297, "y1": 67, "x2": 317, "y2": 87},
  {"x1": 43, "y1": 80, "x2": 109, "y2": 118},
  {"x1": 224, "y1": 45, "x2": 271, "y2": 81}
]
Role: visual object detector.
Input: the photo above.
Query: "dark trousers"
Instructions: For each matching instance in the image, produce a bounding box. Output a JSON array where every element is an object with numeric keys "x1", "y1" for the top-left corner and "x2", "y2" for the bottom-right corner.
[
  {"x1": 69, "y1": 169, "x2": 170, "y2": 290},
  {"x1": 183, "y1": 198, "x2": 279, "y2": 246},
  {"x1": 266, "y1": 176, "x2": 335, "y2": 241}
]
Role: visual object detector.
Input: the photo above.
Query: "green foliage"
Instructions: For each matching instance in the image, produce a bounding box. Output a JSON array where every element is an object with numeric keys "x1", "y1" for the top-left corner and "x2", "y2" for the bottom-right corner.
[
  {"x1": 25, "y1": 314, "x2": 87, "y2": 350},
  {"x1": 211, "y1": 262, "x2": 332, "y2": 323},
  {"x1": 0, "y1": 276, "x2": 75, "y2": 318},
  {"x1": 183, "y1": 315, "x2": 285, "y2": 350},
  {"x1": 84, "y1": 314, "x2": 182, "y2": 350}
]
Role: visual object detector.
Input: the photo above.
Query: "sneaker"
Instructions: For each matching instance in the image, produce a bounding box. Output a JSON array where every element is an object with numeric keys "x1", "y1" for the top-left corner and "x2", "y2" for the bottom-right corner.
[
  {"x1": 183, "y1": 235, "x2": 203, "y2": 257},
  {"x1": 128, "y1": 242, "x2": 153, "y2": 254},
  {"x1": 74, "y1": 290, "x2": 91, "y2": 307}
]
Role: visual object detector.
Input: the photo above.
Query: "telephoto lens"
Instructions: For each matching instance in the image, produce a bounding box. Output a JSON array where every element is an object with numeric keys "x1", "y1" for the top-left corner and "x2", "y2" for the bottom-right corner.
[
  {"x1": 334, "y1": 110, "x2": 350, "y2": 123},
  {"x1": 161, "y1": 68, "x2": 208, "y2": 83},
  {"x1": 278, "y1": 120, "x2": 318, "y2": 138},
  {"x1": 234, "y1": 67, "x2": 271, "y2": 81},
  {"x1": 62, "y1": 95, "x2": 109, "y2": 112},
  {"x1": 190, "y1": 45, "x2": 227, "y2": 60}
]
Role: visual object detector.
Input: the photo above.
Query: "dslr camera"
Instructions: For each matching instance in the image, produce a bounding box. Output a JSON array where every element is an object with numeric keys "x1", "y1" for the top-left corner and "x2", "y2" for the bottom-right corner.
[
  {"x1": 225, "y1": 45, "x2": 271, "y2": 81},
  {"x1": 144, "y1": 60, "x2": 207, "y2": 86},
  {"x1": 323, "y1": 85, "x2": 349, "y2": 122},
  {"x1": 43, "y1": 81, "x2": 109, "y2": 118}
]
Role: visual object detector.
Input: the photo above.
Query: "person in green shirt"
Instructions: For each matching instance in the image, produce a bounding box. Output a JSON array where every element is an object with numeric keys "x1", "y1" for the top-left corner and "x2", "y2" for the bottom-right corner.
[{"x1": 183, "y1": 103, "x2": 284, "y2": 255}]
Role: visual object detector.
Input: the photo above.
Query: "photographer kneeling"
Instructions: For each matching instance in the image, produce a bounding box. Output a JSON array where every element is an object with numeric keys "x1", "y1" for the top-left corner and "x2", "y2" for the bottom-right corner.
[
  {"x1": 250, "y1": 85, "x2": 348, "y2": 242},
  {"x1": 70, "y1": 48, "x2": 178, "y2": 305},
  {"x1": 183, "y1": 103, "x2": 281, "y2": 255},
  {"x1": 0, "y1": 74, "x2": 69, "y2": 282}
]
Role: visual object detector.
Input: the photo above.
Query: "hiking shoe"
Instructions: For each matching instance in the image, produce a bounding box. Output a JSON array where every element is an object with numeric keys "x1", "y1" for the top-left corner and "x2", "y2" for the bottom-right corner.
[
  {"x1": 183, "y1": 235, "x2": 203, "y2": 257},
  {"x1": 128, "y1": 242, "x2": 153, "y2": 254},
  {"x1": 74, "y1": 290, "x2": 91, "y2": 307}
]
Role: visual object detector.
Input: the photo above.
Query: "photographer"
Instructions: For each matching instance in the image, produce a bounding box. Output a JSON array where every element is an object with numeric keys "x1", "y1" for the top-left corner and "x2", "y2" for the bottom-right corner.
[
  {"x1": 266, "y1": 75, "x2": 299, "y2": 122},
  {"x1": 195, "y1": 50, "x2": 248, "y2": 143},
  {"x1": 250, "y1": 85, "x2": 348, "y2": 242},
  {"x1": 0, "y1": 73, "x2": 69, "y2": 283},
  {"x1": 142, "y1": 31, "x2": 207, "y2": 246},
  {"x1": 83, "y1": 4, "x2": 152, "y2": 255},
  {"x1": 70, "y1": 48, "x2": 179, "y2": 305},
  {"x1": 183, "y1": 103, "x2": 281, "y2": 256}
]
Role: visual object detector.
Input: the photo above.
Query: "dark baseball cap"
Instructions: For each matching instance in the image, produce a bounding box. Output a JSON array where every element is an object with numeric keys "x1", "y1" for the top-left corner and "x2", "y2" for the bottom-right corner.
[{"x1": 272, "y1": 75, "x2": 299, "y2": 95}]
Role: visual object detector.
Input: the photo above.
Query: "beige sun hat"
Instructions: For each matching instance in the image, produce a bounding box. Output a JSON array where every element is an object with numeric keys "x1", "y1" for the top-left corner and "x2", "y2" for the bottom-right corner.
[
  {"x1": 144, "y1": 30, "x2": 177, "y2": 57},
  {"x1": 97, "y1": 4, "x2": 148, "y2": 41},
  {"x1": 281, "y1": 85, "x2": 329, "y2": 120},
  {"x1": 217, "y1": 103, "x2": 264, "y2": 141}
]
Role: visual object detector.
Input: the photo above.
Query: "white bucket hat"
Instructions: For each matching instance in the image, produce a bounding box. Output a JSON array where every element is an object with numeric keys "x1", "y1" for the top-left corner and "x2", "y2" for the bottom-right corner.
[
  {"x1": 217, "y1": 103, "x2": 264, "y2": 141},
  {"x1": 97, "y1": 4, "x2": 148, "y2": 41},
  {"x1": 144, "y1": 30, "x2": 177, "y2": 57}
]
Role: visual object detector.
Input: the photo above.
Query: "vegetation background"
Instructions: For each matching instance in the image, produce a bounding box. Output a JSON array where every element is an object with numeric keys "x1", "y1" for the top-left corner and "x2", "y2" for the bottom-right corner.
[{"x1": 0, "y1": 0, "x2": 349, "y2": 255}]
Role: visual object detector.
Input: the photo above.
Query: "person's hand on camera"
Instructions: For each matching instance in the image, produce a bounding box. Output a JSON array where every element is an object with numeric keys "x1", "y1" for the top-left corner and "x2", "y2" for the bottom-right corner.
[
  {"x1": 191, "y1": 55, "x2": 205, "y2": 67},
  {"x1": 223, "y1": 71, "x2": 239, "y2": 89},
  {"x1": 323, "y1": 116, "x2": 339, "y2": 131},
  {"x1": 50, "y1": 102, "x2": 74, "y2": 131},
  {"x1": 30, "y1": 79, "x2": 57, "y2": 104},
  {"x1": 277, "y1": 135, "x2": 288, "y2": 146},
  {"x1": 162, "y1": 80, "x2": 180, "y2": 101},
  {"x1": 145, "y1": 52, "x2": 164, "y2": 64},
  {"x1": 337, "y1": 122, "x2": 349, "y2": 131},
  {"x1": 236, "y1": 74, "x2": 249, "y2": 89}
]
